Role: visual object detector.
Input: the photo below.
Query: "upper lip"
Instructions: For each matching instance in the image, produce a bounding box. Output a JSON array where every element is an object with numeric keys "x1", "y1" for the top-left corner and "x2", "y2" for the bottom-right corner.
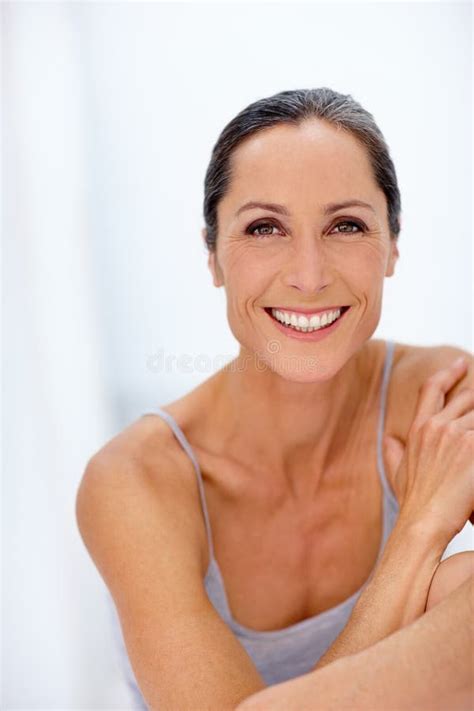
[{"x1": 266, "y1": 305, "x2": 349, "y2": 315}]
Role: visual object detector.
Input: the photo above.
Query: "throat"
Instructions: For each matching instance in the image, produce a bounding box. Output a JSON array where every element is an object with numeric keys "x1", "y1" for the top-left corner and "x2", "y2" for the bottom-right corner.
[{"x1": 211, "y1": 341, "x2": 374, "y2": 491}]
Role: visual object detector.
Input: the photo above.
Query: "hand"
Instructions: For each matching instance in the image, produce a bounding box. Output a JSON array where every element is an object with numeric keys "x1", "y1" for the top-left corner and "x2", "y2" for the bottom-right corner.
[{"x1": 383, "y1": 357, "x2": 474, "y2": 544}]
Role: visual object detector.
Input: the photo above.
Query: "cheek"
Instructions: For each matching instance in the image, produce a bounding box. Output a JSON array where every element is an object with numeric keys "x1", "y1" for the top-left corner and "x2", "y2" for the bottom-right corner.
[
  {"x1": 222, "y1": 246, "x2": 278, "y2": 295},
  {"x1": 343, "y1": 243, "x2": 388, "y2": 291},
  {"x1": 221, "y1": 241, "x2": 260, "y2": 276},
  {"x1": 346, "y1": 241, "x2": 388, "y2": 272},
  {"x1": 221, "y1": 240, "x2": 388, "y2": 296},
  {"x1": 222, "y1": 265, "x2": 264, "y2": 327}
]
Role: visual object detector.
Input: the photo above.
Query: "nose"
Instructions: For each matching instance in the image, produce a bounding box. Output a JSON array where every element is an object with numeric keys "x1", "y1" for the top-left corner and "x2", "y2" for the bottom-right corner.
[{"x1": 282, "y1": 236, "x2": 332, "y2": 294}]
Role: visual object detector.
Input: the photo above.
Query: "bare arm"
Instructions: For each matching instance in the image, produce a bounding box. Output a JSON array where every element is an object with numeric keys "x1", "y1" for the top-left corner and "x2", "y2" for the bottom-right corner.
[
  {"x1": 76, "y1": 445, "x2": 266, "y2": 711},
  {"x1": 237, "y1": 574, "x2": 474, "y2": 711},
  {"x1": 315, "y1": 354, "x2": 474, "y2": 670},
  {"x1": 312, "y1": 518, "x2": 443, "y2": 670}
]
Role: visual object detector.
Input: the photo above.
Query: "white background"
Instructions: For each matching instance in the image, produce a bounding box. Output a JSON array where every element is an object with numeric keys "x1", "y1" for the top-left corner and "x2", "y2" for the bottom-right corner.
[{"x1": 3, "y1": 1, "x2": 472, "y2": 708}]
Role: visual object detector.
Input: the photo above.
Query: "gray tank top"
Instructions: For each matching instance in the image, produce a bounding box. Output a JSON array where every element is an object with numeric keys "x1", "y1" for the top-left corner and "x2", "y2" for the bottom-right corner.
[{"x1": 107, "y1": 340, "x2": 399, "y2": 708}]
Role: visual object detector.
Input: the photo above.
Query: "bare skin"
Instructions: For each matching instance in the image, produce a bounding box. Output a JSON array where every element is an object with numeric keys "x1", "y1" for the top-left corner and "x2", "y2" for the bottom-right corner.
[
  {"x1": 152, "y1": 346, "x2": 473, "y2": 710},
  {"x1": 160, "y1": 339, "x2": 394, "y2": 631},
  {"x1": 157, "y1": 119, "x2": 472, "y2": 633},
  {"x1": 79, "y1": 118, "x2": 473, "y2": 709},
  {"x1": 205, "y1": 119, "x2": 400, "y2": 490},
  {"x1": 154, "y1": 118, "x2": 473, "y2": 705},
  {"x1": 426, "y1": 550, "x2": 474, "y2": 610},
  {"x1": 236, "y1": 575, "x2": 473, "y2": 711},
  {"x1": 160, "y1": 119, "x2": 403, "y2": 630}
]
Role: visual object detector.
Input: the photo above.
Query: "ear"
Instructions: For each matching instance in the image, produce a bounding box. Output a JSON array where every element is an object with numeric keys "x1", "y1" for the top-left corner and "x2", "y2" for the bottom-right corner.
[
  {"x1": 385, "y1": 237, "x2": 399, "y2": 277},
  {"x1": 202, "y1": 228, "x2": 224, "y2": 287}
]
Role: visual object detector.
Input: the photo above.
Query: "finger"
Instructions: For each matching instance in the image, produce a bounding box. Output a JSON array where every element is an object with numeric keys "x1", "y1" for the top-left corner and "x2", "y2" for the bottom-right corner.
[
  {"x1": 436, "y1": 388, "x2": 474, "y2": 423},
  {"x1": 414, "y1": 359, "x2": 468, "y2": 426},
  {"x1": 383, "y1": 435, "x2": 405, "y2": 473},
  {"x1": 450, "y1": 410, "x2": 474, "y2": 432},
  {"x1": 383, "y1": 436, "x2": 406, "y2": 500}
]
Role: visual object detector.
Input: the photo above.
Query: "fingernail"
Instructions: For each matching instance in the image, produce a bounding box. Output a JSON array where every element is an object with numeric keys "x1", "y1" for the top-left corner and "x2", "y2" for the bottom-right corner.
[{"x1": 453, "y1": 356, "x2": 466, "y2": 367}]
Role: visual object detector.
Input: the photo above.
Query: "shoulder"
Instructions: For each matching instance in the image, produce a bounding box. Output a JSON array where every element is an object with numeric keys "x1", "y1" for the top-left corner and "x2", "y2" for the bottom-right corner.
[
  {"x1": 395, "y1": 342, "x2": 472, "y2": 377},
  {"x1": 85, "y1": 413, "x2": 197, "y2": 484},
  {"x1": 76, "y1": 413, "x2": 209, "y2": 574},
  {"x1": 87, "y1": 412, "x2": 173, "y2": 461},
  {"x1": 385, "y1": 340, "x2": 473, "y2": 442},
  {"x1": 379, "y1": 340, "x2": 472, "y2": 497}
]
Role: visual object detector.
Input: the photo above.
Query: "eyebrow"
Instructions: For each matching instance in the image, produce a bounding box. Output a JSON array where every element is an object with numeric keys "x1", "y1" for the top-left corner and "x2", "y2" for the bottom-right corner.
[{"x1": 235, "y1": 199, "x2": 376, "y2": 217}]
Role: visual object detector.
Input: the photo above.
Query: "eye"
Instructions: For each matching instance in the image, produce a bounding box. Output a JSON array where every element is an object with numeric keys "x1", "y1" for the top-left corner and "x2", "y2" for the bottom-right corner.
[
  {"x1": 245, "y1": 221, "x2": 283, "y2": 239},
  {"x1": 330, "y1": 219, "x2": 366, "y2": 235},
  {"x1": 245, "y1": 218, "x2": 367, "y2": 239}
]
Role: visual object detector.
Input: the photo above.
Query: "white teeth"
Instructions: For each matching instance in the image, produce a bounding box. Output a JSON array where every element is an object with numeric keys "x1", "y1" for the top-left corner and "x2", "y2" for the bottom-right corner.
[{"x1": 270, "y1": 307, "x2": 343, "y2": 332}]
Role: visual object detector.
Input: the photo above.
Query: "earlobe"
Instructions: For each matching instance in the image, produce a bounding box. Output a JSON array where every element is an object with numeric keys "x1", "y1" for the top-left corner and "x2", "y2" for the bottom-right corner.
[
  {"x1": 202, "y1": 227, "x2": 224, "y2": 287},
  {"x1": 207, "y1": 251, "x2": 224, "y2": 288},
  {"x1": 386, "y1": 240, "x2": 399, "y2": 277}
]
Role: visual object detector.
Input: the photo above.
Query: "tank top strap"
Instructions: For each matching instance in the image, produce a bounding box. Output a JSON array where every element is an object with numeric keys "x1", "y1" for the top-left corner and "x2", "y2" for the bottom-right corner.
[
  {"x1": 150, "y1": 343, "x2": 397, "y2": 567},
  {"x1": 376, "y1": 340, "x2": 398, "y2": 509},
  {"x1": 151, "y1": 407, "x2": 215, "y2": 561}
]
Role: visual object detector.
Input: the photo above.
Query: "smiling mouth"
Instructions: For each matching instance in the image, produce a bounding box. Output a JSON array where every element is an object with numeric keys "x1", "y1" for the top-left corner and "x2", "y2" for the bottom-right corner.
[{"x1": 264, "y1": 305, "x2": 351, "y2": 333}]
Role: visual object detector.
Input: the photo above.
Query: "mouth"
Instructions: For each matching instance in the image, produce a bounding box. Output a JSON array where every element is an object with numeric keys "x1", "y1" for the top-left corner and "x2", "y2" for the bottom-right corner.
[{"x1": 263, "y1": 305, "x2": 351, "y2": 338}]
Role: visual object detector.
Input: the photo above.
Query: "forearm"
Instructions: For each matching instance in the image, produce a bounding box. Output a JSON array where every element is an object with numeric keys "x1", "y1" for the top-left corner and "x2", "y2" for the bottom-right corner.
[
  {"x1": 313, "y1": 517, "x2": 444, "y2": 670},
  {"x1": 237, "y1": 575, "x2": 473, "y2": 711}
]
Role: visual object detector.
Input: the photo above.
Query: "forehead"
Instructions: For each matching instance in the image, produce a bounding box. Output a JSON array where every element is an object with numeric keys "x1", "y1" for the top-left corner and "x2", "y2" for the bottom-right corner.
[{"x1": 219, "y1": 119, "x2": 385, "y2": 217}]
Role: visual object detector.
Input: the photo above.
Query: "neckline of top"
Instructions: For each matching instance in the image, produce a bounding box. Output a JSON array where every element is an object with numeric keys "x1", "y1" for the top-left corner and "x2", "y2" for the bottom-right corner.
[{"x1": 154, "y1": 339, "x2": 399, "y2": 639}]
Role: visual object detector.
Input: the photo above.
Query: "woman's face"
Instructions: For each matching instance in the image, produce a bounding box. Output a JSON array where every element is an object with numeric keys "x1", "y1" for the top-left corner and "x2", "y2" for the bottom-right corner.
[{"x1": 206, "y1": 119, "x2": 399, "y2": 382}]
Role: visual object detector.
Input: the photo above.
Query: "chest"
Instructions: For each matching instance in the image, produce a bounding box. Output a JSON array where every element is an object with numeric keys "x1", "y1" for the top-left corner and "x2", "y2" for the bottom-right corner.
[
  {"x1": 200, "y1": 431, "x2": 387, "y2": 633},
  {"x1": 179, "y1": 341, "x2": 407, "y2": 633}
]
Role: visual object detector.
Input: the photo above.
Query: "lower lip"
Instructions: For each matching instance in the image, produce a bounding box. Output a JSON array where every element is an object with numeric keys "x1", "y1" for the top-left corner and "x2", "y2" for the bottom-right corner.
[{"x1": 264, "y1": 307, "x2": 350, "y2": 341}]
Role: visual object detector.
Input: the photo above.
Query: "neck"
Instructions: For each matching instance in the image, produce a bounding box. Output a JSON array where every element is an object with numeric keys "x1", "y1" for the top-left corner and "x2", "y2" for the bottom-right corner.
[{"x1": 209, "y1": 342, "x2": 373, "y2": 499}]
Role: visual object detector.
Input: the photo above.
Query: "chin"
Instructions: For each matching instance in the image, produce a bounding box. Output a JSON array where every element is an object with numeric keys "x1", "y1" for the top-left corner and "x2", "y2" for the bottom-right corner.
[{"x1": 259, "y1": 355, "x2": 339, "y2": 383}]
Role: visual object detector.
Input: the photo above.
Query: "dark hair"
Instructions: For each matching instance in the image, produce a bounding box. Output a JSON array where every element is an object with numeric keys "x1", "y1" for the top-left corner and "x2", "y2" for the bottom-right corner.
[{"x1": 203, "y1": 88, "x2": 401, "y2": 252}]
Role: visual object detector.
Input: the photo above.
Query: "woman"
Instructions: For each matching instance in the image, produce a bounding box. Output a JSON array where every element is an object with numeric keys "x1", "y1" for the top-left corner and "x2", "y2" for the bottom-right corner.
[{"x1": 76, "y1": 88, "x2": 473, "y2": 710}]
